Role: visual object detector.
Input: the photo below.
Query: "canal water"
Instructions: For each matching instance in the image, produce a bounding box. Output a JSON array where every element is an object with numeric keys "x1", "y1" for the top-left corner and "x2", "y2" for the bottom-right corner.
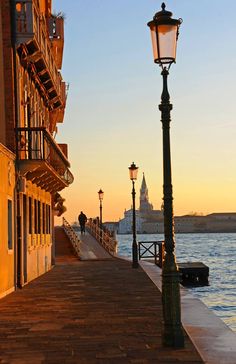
[{"x1": 117, "y1": 233, "x2": 236, "y2": 333}]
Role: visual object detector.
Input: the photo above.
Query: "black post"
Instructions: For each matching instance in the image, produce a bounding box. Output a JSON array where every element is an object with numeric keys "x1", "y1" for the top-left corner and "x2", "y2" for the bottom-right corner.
[
  {"x1": 132, "y1": 180, "x2": 138, "y2": 268},
  {"x1": 159, "y1": 67, "x2": 184, "y2": 347},
  {"x1": 99, "y1": 200, "x2": 102, "y2": 228}
]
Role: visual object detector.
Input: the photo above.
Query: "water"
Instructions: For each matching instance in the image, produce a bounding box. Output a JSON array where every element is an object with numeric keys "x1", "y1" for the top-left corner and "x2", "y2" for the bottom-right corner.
[{"x1": 117, "y1": 233, "x2": 236, "y2": 332}]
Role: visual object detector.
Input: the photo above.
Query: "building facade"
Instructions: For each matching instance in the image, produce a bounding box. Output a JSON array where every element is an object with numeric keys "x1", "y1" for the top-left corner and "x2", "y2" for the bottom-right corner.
[
  {"x1": 0, "y1": 0, "x2": 73, "y2": 297},
  {"x1": 118, "y1": 209, "x2": 144, "y2": 234},
  {"x1": 175, "y1": 213, "x2": 236, "y2": 233}
]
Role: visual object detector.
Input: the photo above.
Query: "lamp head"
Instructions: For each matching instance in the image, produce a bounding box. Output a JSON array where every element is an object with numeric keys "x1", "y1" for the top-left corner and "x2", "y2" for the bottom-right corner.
[
  {"x1": 147, "y1": 3, "x2": 182, "y2": 68},
  {"x1": 98, "y1": 189, "x2": 104, "y2": 201},
  {"x1": 129, "y1": 162, "x2": 139, "y2": 181}
]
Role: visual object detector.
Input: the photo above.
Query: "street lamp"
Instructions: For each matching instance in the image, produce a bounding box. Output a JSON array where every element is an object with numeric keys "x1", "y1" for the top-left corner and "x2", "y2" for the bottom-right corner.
[
  {"x1": 129, "y1": 162, "x2": 139, "y2": 268},
  {"x1": 147, "y1": 3, "x2": 184, "y2": 348},
  {"x1": 98, "y1": 189, "x2": 104, "y2": 228}
]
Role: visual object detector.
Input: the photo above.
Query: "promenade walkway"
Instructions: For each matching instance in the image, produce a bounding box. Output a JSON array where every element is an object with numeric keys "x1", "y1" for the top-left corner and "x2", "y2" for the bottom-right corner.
[
  {"x1": 78, "y1": 232, "x2": 112, "y2": 261},
  {"x1": 0, "y1": 227, "x2": 204, "y2": 363}
]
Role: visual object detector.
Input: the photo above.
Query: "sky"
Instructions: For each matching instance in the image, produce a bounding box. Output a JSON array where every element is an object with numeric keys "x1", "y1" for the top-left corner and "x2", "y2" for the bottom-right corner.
[{"x1": 53, "y1": 0, "x2": 236, "y2": 224}]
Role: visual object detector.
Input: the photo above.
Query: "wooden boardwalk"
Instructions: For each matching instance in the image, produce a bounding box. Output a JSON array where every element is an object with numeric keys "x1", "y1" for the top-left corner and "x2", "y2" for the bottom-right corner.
[{"x1": 0, "y1": 227, "x2": 204, "y2": 363}]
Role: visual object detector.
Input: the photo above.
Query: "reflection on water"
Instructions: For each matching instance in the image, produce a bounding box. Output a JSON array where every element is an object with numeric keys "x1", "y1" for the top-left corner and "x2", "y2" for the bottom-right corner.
[{"x1": 117, "y1": 233, "x2": 236, "y2": 332}]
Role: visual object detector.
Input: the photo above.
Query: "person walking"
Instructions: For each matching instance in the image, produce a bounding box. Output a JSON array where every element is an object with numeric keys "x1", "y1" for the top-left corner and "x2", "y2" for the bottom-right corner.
[{"x1": 78, "y1": 211, "x2": 87, "y2": 234}]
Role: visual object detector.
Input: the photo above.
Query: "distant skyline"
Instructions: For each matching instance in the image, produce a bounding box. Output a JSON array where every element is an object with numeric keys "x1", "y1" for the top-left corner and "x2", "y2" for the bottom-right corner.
[{"x1": 53, "y1": 0, "x2": 236, "y2": 223}]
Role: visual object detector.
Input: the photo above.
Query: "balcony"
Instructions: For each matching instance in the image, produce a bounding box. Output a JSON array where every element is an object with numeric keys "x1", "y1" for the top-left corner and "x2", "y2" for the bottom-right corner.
[
  {"x1": 15, "y1": 1, "x2": 65, "y2": 109},
  {"x1": 16, "y1": 127, "x2": 74, "y2": 193}
]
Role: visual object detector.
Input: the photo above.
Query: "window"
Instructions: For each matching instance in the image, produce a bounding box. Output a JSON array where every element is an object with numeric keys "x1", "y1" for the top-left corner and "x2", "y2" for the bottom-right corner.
[
  {"x1": 29, "y1": 197, "x2": 32, "y2": 234},
  {"x1": 8, "y1": 200, "x2": 13, "y2": 250},
  {"x1": 42, "y1": 203, "x2": 45, "y2": 234},
  {"x1": 38, "y1": 201, "x2": 41, "y2": 234},
  {"x1": 48, "y1": 205, "x2": 51, "y2": 233},
  {"x1": 45, "y1": 205, "x2": 48, "y2": 234},
  {"x1": 46, "y1": 204, "x2": 51, "y2": 234},
  {"x1": 34, "y1": 199, "x2": 37, "y2": 234}
]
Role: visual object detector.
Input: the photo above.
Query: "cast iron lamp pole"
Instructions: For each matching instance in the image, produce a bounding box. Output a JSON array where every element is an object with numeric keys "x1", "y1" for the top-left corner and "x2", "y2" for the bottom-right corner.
[
  {"x1": 129, "y1": 162, "x2": 139, "y2": 268},
  {"x1": 98, "y1": 189, "x2": 104, "y2": 228},
  {"x1": 147, "y1": 3, "x2": 184, "y2": 348}
]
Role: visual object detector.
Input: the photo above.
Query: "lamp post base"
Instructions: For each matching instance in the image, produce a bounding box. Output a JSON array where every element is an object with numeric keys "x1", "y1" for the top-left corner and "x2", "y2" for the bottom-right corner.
[
  {"x1": 162, "y1": 253, "x2": 184, "y2": 348},
  {"x1": 132, "y1": 242, "x2": 139, "y2": 268},
  {"x1": 162, "y1": 322, "x2": 185, "y2": 348}
]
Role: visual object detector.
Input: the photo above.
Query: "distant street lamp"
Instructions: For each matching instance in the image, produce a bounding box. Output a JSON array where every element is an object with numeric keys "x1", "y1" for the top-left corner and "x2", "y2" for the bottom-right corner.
[
  {"x1": 98, "y1": 189, "x2": 104, "y2": 228},
  {"x1": 147, "y1": 3, "x2": 184, "y2": 348},
  {"x1": 129, "y1": 162, "x2": 139, "y2": 268}
]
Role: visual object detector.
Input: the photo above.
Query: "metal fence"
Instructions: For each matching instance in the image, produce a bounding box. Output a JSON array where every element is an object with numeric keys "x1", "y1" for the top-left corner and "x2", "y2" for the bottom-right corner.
[{"x1": 138, "y1": 241, "x2": 164, "y2": 267}]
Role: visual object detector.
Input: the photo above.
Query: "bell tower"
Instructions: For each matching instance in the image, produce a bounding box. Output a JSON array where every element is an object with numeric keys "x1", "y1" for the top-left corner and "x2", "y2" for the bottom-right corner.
[{"x1": 139, "y1": 173, "x2": 153, "y2": 212}]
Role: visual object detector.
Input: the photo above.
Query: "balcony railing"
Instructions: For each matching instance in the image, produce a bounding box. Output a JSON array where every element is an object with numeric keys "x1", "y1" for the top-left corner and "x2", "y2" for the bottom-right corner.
[
  {"x1": 15, "y1": 1, "x2": 65, "y2": 108},
  {"x1": 16, "y1": 127, "x2": 74, "y2": 187}
]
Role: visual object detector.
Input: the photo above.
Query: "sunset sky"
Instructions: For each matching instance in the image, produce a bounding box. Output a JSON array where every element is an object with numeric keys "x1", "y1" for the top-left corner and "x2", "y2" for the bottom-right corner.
[{"x1": 54, "y1": 0, "x2": 236, "y2": 224}]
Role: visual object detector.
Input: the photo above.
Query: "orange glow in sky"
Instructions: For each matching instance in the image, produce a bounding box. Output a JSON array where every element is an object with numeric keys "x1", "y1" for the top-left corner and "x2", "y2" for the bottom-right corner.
[{"x1": 54, "y1": 0, "x2": 236, "y2": 224}]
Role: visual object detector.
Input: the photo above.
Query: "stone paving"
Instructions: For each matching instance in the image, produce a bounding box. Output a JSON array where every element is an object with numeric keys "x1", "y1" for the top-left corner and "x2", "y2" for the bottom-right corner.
[{"x1": 0, "y1": 228, "x2": 204, "y2": 363}]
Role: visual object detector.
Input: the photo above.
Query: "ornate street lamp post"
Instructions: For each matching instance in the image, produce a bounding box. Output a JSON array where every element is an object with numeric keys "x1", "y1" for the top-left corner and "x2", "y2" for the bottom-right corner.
[
  {"x1": 98, "y1": 189, "x2": 104, "y2": 228},
  {"x1": 129, "y1": 162, "x2": 139, "y2": 268},
  {"x1": 147, "y1": 3, "x2": 184, "y2": 348}
]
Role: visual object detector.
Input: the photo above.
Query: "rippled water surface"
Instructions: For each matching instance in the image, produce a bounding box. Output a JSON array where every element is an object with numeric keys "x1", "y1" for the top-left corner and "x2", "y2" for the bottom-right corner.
[{"x1": 117, "y1": 233, "x2": 236, "y2": 332}]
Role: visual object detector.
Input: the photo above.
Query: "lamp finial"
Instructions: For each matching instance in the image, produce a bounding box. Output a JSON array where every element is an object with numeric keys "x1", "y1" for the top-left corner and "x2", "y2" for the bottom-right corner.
[{"x1": 161, "y1": 3, "x2": 166, "y2": 11}]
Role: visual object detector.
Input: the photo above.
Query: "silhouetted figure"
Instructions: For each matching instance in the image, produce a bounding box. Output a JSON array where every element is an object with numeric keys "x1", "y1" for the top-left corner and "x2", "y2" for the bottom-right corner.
[{"x1": 78, "y1": 211, "x2": 87, "y2": 234}]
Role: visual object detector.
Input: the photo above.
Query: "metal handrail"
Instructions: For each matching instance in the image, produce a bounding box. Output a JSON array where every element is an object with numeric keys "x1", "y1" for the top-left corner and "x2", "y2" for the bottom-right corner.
[
  {"x1": 16, "y1": 127, "x2": 74, "y2": 185},
  {"x1": 86, "y1": 219, "x2": 118, "y2": 255},
  {"x1": 62, "y1": 217, "x2": 81, "y2": 258},
  {"x1": 138, "y1": 241, "x2": 164, "y2": 268}
]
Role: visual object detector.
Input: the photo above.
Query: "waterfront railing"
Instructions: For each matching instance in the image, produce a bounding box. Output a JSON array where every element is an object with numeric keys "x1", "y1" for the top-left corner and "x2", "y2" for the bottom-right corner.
[
  {"x1": 86, "y1": 219, "x2": 118, "y2": 255},
  {"x1": 62, "y1": 217, "x2": 81, "y2": 258},
  {"x1": 138, "y1": 241, "x2": 164, "y2": 268}
]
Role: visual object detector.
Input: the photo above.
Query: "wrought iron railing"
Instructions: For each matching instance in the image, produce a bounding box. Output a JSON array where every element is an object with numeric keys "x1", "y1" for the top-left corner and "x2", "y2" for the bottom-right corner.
[
  {"x1": 138, "y1": 241, "x2": 164, "y2": 267},
  {"x1": 62, "y1": 217, "x2": 81, "y2": 258},
  {"x1": 16, "y1": 127, "x2": 74, "y2": 185},
  {"x1": 86, "y1": 219, "x2": 118, "y2": 255}
]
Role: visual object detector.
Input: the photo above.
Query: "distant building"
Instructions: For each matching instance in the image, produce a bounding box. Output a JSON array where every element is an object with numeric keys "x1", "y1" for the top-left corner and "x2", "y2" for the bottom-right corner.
[
  {"x1": 118, "y1": 174, "x2": 162, "y2": 234},
  {"x1": 118, "y1": 209, "x2": 144, "y2": 234},
  {"x1": 175, "y1": 213, "x2": 236, "y2": 233},
  {"x1": 207, "y1": 213, "x2": 236, "y2": 221},
  {"x1": 103, "y1": 222, "x2": 119, "y2": 233},
  {"x1": 118, "y1": 174, "x2": 236, "y2": 234}
]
